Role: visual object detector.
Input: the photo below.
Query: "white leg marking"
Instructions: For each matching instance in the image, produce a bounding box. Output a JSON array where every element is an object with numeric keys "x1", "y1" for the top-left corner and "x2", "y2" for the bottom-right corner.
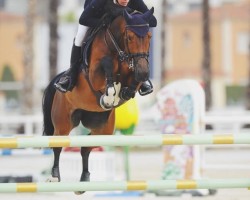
[
  {"x1": 113, "y1": 82, "x2": 121, "y2": 106},
  {"x1": 103, "y1": 87, "x2": 115, "y2": 107}
]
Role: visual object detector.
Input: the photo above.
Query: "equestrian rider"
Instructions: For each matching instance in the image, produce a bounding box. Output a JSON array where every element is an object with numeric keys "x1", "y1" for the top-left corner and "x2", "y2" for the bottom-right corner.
[{"x1": 54, "y1": 0, "x2": 157, "y2": 95}]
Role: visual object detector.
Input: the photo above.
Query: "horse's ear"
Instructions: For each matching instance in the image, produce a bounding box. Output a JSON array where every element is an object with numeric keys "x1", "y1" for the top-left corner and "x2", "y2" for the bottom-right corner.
[
  {"x1": 123, "y1": 9, "x2": 133, "y2": 22},
  {"x1": 142, "y1": 7, "x2": 154, "y2": 22}
]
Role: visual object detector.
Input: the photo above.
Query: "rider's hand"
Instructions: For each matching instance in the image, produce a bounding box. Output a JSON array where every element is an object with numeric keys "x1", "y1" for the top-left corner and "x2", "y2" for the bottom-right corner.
[{"x1": 101, "y1": 15, "x2": 113, "y2": 27}]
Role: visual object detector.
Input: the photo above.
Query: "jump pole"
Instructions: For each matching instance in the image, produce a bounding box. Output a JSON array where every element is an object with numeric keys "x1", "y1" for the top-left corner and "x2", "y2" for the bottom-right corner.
[
  {"x1": 0, "y1": 134, "x2": 250, "y2": 148},
  {"x1": 0, "y1": 179, "x2": 249, "y2": 193}
]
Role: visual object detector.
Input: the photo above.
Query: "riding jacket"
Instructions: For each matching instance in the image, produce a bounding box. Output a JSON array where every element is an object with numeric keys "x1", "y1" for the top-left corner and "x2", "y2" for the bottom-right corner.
[{"x1": 79, "y1": 0, "x2": 157, "y2": 27}]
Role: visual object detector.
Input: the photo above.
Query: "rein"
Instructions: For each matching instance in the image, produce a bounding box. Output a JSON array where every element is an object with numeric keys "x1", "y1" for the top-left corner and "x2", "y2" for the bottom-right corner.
[{"x1": 105, "y1": 28, "x2": 128, "y2": 62}]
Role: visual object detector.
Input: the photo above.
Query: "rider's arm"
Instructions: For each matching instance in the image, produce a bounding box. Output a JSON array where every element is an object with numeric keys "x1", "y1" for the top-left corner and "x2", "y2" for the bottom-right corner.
[
  {"x1": 128, "y1": 0, "x2": 149, "y2": 13},
  {"x1": 79, "y1": 0, "x2": 108, "y2": 27},
  {"x1": 83, "y1": 0, "x2": 92, "y2": 9}
]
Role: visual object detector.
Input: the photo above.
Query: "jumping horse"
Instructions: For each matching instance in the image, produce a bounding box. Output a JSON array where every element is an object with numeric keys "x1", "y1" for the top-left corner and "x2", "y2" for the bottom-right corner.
[{"x1": 42, "y1": 8, "x2": 154, "y2": 195}]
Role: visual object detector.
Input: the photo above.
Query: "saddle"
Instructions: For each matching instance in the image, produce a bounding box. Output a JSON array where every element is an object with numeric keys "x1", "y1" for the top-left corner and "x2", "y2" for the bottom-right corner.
[
  {"x1": 81, "y1": 27, "x2": 98, "y2": 69},
  {"x1": 81, "y1": 15, "x2": 113, "y2": 71}
]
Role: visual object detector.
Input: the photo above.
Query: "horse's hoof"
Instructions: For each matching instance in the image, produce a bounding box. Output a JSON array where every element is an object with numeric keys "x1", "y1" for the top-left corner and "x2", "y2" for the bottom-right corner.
[
  {"x1": 80, "y1": 172, "x2": 90, "y2": 182},
  {"x1": 74, "y1": 172, "x2": 90, "y2": 195},
  {"x1": 46, "y1": 176, "x2": 59, "y2": 182},
  {"x1": 74, "y1": 191, "x2": 85, "y2": 195}
]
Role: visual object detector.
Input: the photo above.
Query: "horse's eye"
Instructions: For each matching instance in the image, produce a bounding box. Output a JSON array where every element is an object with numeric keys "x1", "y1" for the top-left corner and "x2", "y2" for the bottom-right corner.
[{"x1": 127, "y1": 35, "x2": 133, "y2": 42}]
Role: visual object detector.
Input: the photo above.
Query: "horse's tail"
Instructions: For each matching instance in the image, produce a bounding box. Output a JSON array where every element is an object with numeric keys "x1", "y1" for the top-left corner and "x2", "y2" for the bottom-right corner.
[{"x1": 42, "y1": 73, "x2": 63, "y2": 136}]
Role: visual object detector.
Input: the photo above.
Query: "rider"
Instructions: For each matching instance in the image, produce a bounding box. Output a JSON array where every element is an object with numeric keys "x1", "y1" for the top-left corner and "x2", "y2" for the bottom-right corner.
[{"x1": 54, "y1": 0, "x2": 157, "y2": 95}]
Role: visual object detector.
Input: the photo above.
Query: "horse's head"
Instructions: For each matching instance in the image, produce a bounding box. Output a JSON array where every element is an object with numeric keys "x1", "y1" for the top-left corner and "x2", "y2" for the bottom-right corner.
[{"x1": 107, "y1": 8, "x2": 154, "y2": 84}]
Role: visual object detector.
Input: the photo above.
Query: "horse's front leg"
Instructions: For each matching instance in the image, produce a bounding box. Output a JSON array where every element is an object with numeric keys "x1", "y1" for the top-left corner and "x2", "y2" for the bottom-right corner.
[{"x1": 99, "y1": 56, "x2": 116, "y2": 110}]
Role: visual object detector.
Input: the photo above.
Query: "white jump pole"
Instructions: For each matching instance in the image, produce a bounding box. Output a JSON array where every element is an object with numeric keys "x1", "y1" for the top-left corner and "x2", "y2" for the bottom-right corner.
[
  {"x1": 0, "y1": 179, "x2": 250, "y2": 193},
  {"x1": 0, "y1": 134, "x2": 250, "y2": 148}
]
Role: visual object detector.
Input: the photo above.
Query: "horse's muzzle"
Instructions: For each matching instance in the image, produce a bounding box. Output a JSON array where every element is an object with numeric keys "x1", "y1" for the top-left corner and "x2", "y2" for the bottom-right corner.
[
  {"x1": 134, "y1": 57, "x2": 150, "y2": 82},
  {"x1": 119, "y1": 87, "x2": 136, "y2": 101}
]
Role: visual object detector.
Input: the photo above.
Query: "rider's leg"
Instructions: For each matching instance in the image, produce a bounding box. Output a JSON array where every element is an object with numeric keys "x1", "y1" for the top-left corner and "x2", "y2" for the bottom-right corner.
[
  {"x1": 139, "y1": 80, "x2": 153, "y2": 96},
  {"x1": 75, "y1": 25, "x2": 88, "y2": 47},
  {"x1": 54, "y1": 25, "x2": 87, "y2": 93}
]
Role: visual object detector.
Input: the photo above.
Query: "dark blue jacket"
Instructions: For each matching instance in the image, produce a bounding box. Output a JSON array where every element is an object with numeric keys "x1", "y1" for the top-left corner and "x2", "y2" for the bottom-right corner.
[{"x1": 79, "y1": 0, "x2": 157, "y2": 27}]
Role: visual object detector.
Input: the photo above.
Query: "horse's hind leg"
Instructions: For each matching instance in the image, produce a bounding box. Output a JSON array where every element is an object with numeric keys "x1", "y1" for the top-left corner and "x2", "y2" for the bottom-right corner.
[
  {"x1": 80, "y1": 147, "x2": 91, "y2": 182},
  {"x1": 46, "y1": 147, "x2": 62, "y2": 182},
  {"x1": 75, "y1": 110, "x2": 115, "y2": 195},
  {"x1": 47, "y1": 94, "x2": 76, "y2": 182},
  {"x1": 74, "y1": 146, "x2": 91, "y2": 195},
  {"x1": 49, "y1": 147, "x2": 62, "y2": 182}
]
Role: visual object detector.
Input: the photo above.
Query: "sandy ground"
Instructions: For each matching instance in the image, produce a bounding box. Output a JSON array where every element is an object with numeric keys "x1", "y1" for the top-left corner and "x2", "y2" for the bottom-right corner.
[{"x1": 1, "y1": 189, "x2": 249, "y2": 200}]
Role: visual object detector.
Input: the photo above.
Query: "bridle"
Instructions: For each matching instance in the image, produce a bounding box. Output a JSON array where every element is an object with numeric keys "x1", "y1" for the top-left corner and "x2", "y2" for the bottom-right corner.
[
  {"x1": 83, "y1": 12, "x2": 153, "y2": 110},
  {"x1": 104, "y1": 21, "x2": 151, "y2": 100},
  {"x1": 104, "y1": 23, "x2": 150, "y2": 71}
]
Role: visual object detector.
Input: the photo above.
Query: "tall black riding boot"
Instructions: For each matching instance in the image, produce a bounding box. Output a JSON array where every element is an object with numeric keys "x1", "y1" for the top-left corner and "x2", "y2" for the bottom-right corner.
[
  {"x1": 139, "y1": 80, "x2": 153, "y2": 96},
  {"x1": 54, "y1": 43, "x2": 82, "y2": 93}
]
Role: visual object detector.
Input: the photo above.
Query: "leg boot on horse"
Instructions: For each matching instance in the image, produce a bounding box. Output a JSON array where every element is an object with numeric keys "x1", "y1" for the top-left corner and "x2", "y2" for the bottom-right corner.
[{"x1": 54, "y1": 42, "x2": 81, "y2": 93}]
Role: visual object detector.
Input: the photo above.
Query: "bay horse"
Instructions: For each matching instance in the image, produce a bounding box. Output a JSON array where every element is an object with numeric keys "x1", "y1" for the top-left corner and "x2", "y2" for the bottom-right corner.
[{"x1": 42, "y1": 8, "x2": 154, "y2": 194}]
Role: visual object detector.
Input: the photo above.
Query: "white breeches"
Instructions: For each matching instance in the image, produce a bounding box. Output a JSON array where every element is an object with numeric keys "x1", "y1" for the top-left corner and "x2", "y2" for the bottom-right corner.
[{"x1": 74, "y1": 24, "x2": 88, "y2": 47}]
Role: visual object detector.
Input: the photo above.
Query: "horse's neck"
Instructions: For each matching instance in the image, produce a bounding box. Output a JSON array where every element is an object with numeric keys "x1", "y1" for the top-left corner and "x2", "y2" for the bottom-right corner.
[{"x1": 109, "y1": 17, "x2": 125, "y2": 39}]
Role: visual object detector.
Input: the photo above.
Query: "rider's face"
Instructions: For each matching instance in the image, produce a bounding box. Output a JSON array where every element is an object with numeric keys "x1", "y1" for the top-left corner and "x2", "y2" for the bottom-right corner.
[{"x1": 117, "y1": 0, "x2": 129, "y2": 7}]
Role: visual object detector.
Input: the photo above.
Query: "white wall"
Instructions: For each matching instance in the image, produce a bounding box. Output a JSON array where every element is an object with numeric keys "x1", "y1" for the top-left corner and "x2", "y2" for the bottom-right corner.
[
  {"x1": 34, "y1": 22, "x2": 77, "y2": 89},
  {"x1": 5, "y1": 0, "x2": 49, "y2": 17},
  {"x1": 58, "y1": 23, "x2": 78, "y2": 73},
  {"x1": 145, "y1": 0, "x2": 163, "y2": 89}
]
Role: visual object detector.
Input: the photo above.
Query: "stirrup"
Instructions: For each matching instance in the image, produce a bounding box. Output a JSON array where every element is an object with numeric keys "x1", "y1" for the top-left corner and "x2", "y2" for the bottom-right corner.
[{"x1": 139, "y1": 80, "x2": 153, "y2": 96}]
